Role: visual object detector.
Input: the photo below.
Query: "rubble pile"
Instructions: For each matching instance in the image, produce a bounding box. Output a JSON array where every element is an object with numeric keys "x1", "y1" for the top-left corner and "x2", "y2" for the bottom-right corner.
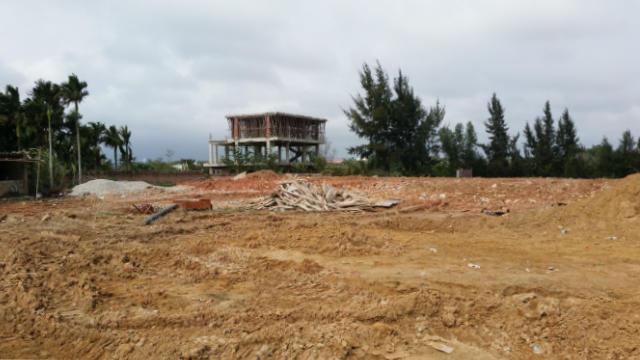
[
  {"x1": 252, "y1": 179, "x2": 398, "y2": 212},
  {"x1": 70, "y1": 179, "x2": 153, "y2": 197}
]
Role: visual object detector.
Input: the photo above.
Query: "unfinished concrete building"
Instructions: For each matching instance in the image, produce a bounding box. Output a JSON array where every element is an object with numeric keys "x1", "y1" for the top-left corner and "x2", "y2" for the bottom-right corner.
[
  {"x1": 206, "y1": 112, "x2": 326, "y2": 174},
  {"x1": 0, "y1": 152, "x2": 38, "y2": 197}
]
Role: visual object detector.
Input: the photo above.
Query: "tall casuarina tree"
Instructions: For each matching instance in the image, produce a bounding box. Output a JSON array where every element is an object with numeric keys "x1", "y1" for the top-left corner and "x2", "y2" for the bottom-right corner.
[
  {"x1": 483, "y1": 93, "x2": 510, "y2": 176},
  {"x1": 61, "y1": 74, "x2": 89, "y2": 184}
]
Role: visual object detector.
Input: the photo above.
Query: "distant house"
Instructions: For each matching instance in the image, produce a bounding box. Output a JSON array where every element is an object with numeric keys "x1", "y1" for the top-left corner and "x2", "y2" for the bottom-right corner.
[
  {"x1": 205, "y1": 112, "x2": 327, "y2": 175},
  {"x1": 0, "y1": 152, "x2": 39, "y2": 197},
  {"x1": 172, "y1": 162, "x2": 189, "y2": 172}
]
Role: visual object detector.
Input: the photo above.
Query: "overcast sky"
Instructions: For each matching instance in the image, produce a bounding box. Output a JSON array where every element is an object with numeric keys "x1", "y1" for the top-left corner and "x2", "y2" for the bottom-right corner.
[{"x1": 1, "y1": 0, "x2": 639, "y2": 160}]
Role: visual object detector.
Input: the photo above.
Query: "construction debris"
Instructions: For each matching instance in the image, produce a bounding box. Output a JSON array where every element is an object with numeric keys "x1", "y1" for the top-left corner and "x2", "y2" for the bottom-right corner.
[
  {"x1": 481, "y1": 207, "x2": 510, "y2": 216},
  {"x1": 70, "y1": 179, "x2": 154, "y2": 197},
  {"x1": 144, "y1": 204, "x2": 178, "y2": 225},
  {"x1": 252, "y1": 179, "x2": 399, "y2": 212},
  {"x1": 174, "y1": 198, "x2": 212, "y2": 211},
  {"x1": 424, "y1": 336, "x2": 455, "y2": 354},
  {"x1": 132, "y1": 203, "x2": 155, "y2": 214},
  {"x1": 427, "y1": 341, "x2": 454, "y2": 354},
  {"x1": 134, "y1": 199, "x2": 211, "y2": 215},
  {"x1": 531, "y1": 343, "x2": 544, "y2": 355}
]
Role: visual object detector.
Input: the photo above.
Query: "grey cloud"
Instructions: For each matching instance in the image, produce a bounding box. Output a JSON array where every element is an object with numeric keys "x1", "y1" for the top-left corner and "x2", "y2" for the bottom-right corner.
[{"x1": 1, "y1": 0, "x2": 639, "y2": 160}]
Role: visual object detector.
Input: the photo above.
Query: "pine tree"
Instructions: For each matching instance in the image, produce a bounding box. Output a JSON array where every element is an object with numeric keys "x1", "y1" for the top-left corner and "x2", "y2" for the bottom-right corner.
[
  {"x1": 618, "y1": 130, "x2": 635, "y2": 154},
  {"x1": 594, "y1": 137, "x2": 615, "y2": 177},
  {"x1": 344, "y1": 62, "x2": 393, "y2": 169},
  {"x1": 346, "y1": 62, "x2": 444, "y2": 175},
  {"x1": 556, "y1": 108, "x2": 580, "y2": 177},
  {"x1": 523, "y1": 101, "x2": 559, "y2": 176},
  {"x1": 423, "y1": 102, "x2": 446, "y2": 169},
  {"x1": 462, "y1": 121, "x2": 478, "y2": 168},
  {"x1": 616, "y1": 130, "x2": 638, "y2": 177},
  {"x1": 453, "y1": 122, "x2": 465, "y2": 167},
  {"x1": 508, "y1": 133, "x2": 525, "y2": 176},
  {"x1": 389, "y1": 70, "x2": 431, "y2": 174},
  {"x1": 439, "y1": 123, "x2": 464, "y2": 174},
  {"x1": 483, "y1": 93, "x2": 510, "y2": 176}
]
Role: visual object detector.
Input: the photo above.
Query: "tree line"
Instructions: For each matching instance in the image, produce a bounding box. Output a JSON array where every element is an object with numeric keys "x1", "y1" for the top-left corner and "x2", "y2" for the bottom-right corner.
[
  {"x1": 345, "y1": 62, "x2": 640, "y2": 178},
  {"x1": 0, "y1": 76, "x2": 133, "y2": 189}
]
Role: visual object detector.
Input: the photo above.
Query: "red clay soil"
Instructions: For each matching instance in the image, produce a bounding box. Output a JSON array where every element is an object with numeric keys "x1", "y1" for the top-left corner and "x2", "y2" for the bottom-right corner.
[
  {"x1": 4, "y1": 175, "x2": 640, "y2": 359},
  {"x1": 182, "y1": 174, "x2": 608, "y2": 213}
]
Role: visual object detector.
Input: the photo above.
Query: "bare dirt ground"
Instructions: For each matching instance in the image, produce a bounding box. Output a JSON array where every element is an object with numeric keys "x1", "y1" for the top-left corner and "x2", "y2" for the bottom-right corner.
[{"x1": 2, "y1": 173, "x2": 640, "y2": 359}]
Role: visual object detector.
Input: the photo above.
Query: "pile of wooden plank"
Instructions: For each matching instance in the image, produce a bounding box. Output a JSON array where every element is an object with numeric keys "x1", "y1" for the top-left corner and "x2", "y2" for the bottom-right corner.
[{"x1": 252, "y1": 179, "x2": 399, "y2": 212}]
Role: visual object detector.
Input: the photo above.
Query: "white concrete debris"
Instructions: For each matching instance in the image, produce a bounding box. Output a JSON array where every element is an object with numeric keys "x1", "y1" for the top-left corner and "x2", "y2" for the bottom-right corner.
[{"x1": 69, "y1": 179, "x2": 156, "y2": 197}]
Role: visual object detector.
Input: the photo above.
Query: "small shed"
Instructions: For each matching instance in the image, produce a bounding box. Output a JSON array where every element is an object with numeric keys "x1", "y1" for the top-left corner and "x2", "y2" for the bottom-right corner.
[{"x1": 0, "y1": 152, "x2": 38, "y2": 197}]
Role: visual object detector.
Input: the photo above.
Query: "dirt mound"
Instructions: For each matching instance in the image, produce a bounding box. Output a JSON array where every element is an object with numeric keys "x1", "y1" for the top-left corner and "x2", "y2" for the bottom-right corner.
[
  {"x1": 180, "y1": 170, "x2": 284, "y2": 194},
  {"x1": 562, "y1": 174, "x2": 640, "y2": 220},
  {"x1": 246, "y1": 170, "x2": 281, "y2": 181}
]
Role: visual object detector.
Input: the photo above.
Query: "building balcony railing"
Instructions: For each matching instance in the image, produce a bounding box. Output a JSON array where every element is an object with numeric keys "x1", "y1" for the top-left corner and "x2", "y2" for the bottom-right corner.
[{"x1": 236, "y1": 126, "x2": 325, "y2": 142}]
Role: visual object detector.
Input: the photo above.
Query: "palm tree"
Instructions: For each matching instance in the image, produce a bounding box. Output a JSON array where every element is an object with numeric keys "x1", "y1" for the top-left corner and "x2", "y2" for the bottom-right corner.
[
  {"x1": 87, "y1": 121, "x2": 107, "y2": 169},
  {"x1": 119, "y1": 125, "x2": 132, "y2": 171},
  {"x1": 103, "y1": 125, "x2": 122, "y2": 170},
  {"x1": 30, "y1": 80, "x2": 62, "y2": 189},
  {"x1": 21, "y1": 98, "x2": 43, "y2": 148},
  {"x1": 0, "y1": 85, "x2": 23, "y2": 151},
  {"x1": 61, "y1": 74, "x2": 89, "y2": 184}
]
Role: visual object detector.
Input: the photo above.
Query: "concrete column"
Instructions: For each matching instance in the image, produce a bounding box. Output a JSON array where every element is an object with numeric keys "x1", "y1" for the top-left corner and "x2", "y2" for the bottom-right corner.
[
  {"x1": 315, "y1": 144, "x2": 320, "y2": 158},
  {"x1": 266, "y1": 140, "x2": 271, "y2": 158},
  {"x1": 214, "y1": 144, "x2": 219, "y2": 165},
  {"x1": 234, "y1": 141, "x2": 239, "y2": 164},
  {"x1": 208, "y1": 142, "x2": 213, "y2": 165},
  {"x1": 285, "y1": 143, "x2": 290, "y2": 163}
]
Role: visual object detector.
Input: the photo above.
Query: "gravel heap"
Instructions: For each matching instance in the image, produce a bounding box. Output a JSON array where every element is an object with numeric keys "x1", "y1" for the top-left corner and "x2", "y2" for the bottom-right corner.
[{"x1": 69, "y1": 179, "x2": 155, "y2": 197}]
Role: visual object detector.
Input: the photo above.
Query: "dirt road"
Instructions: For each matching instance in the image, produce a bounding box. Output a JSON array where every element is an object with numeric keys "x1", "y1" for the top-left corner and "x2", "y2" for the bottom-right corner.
[{"x1": 1, "y1": 175, "x2": 639, "y2": 359}]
